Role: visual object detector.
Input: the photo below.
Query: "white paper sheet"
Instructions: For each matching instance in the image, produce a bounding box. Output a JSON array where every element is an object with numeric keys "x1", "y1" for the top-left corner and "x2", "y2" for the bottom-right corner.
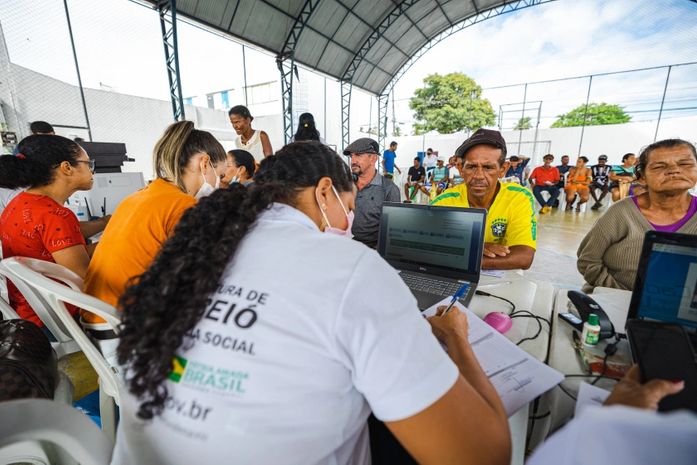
[
  {"x1": 574, "y1": 382, "x2": 611, "y2": 416},
  {"x1": 481, "y1": 269, "x2": 506, "y2": 278},
  {"x1": 424, "y1": 298, "x2": 563, "y2": 416}
]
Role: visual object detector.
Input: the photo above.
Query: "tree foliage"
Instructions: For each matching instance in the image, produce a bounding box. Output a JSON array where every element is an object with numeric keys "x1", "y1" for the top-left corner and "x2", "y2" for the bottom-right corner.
[
  {"x1": 514, "y1": 116, "x2": 532, "y2": 130},
  {"x1": 551, "y1": 102, "x2": 631, "y2": 128},
  {"x1": 409, "y1": 73, "x2": 496, "y2": 134}
]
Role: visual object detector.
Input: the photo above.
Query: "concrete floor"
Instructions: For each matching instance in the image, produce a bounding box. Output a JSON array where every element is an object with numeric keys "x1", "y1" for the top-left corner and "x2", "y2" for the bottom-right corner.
[{"x1": 525, "y1": 204, "x2": 602, "y2": 289}]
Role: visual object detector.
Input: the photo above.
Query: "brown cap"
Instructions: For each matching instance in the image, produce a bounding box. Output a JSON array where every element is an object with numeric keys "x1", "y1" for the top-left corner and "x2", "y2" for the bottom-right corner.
[{"x1": 455, "y1": 128, "x2": 507, "y2": 159}]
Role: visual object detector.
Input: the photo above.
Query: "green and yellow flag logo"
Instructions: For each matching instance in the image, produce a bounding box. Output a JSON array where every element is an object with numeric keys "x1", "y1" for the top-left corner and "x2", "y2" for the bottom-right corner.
[{"x1": 168, "y1": 355, "x2": 188, "y2": 382}]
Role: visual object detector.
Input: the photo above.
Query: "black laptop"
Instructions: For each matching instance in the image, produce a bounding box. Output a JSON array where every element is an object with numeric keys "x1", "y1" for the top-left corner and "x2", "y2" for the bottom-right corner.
[
  {"x1": 377, "y1": 203, "x2": 486, "y2": 310},
  {"x1": 628, "y1": 231, "x2": 697, "y2": 338}
]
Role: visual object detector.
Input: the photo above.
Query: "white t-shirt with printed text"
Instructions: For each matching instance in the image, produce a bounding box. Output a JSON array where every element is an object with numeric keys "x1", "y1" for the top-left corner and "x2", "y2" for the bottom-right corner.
[{"x1": 111, "y1": 203, "x2": 458, "y2": 465}]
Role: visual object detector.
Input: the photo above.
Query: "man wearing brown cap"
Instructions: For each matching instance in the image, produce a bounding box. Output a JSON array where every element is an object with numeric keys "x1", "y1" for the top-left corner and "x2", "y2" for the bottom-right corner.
[
  {"x1": 344, "y1": 138, "x2": 400, "y2": 248},
  {"x1": 431, "y1": 128, "x2": 537, "y2": 270}
]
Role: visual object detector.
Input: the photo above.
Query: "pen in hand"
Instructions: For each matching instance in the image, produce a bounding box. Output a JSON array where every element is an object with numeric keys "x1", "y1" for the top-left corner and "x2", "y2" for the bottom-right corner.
[{"x1": 440, "y1": 283, "x2": 470, "y2": 317}]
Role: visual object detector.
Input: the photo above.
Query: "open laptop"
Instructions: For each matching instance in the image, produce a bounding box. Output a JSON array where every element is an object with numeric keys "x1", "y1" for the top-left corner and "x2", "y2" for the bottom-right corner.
[
  {"x1": 377, "y1": 203, "x2": 486, "y2": 310},
  {"x1": 628, "y1": 231, "x2": 697, "y2": 340}
]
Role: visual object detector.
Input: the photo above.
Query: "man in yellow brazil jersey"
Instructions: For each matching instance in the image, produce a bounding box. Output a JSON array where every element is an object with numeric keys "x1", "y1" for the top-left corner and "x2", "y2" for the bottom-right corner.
[{"x1": 431, "y1": 128, "x2": 537, "y2": 270}]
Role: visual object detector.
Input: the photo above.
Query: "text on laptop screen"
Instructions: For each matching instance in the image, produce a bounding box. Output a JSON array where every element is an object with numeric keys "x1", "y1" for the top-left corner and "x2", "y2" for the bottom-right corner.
[
  {"x1": 379, "y1": 206, "x2": 483, "y2": 273},
  {"x1": 637, "y1": 242, "x2": 697, "y2": 329}
]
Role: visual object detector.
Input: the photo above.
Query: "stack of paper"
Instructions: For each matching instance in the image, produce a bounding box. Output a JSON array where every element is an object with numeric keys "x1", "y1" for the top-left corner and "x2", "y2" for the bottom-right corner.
[{"x1": 424, "y1": 298, "x2": 564, "y2": 416}]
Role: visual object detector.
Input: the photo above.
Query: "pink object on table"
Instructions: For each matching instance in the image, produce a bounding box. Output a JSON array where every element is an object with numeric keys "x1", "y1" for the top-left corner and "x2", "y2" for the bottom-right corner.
[{"x1": 483, "y1": 312, "x2": 513, "y2": 334}]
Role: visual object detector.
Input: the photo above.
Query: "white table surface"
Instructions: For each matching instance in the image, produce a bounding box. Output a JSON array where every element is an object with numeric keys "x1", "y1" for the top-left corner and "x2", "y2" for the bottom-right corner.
[
  {"x1": 471, "y1": 271, "x2": 555, "y2": 465},
  {"x1": 528, "y1": 287, "x2": 633, "y2": 445}
]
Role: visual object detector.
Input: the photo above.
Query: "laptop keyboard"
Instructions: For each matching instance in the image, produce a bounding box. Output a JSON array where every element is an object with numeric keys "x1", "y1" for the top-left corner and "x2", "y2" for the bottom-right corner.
[{"x1": 400, "y1": 272, "x2": 467, "y2": 297}]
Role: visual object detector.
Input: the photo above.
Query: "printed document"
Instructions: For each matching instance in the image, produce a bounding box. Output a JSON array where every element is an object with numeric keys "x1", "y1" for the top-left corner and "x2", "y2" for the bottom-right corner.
[{"x1": 424, "y1": 298, "x2": 563, "y2": 416}]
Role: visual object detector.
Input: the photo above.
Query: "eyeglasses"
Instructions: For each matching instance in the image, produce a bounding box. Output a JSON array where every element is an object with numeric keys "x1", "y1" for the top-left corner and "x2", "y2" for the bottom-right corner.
[{"x1": 75, "y1": 159, "x2": 96, "y2": 173}]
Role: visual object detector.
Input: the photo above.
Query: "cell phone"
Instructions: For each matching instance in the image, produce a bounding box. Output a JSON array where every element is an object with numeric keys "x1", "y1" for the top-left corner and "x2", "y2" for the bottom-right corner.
[
  {"x1": 558, "y1": 312, "x2": 583, "y2": 332},
  {"x1": 626, "y1": 319, "x2": 697, "y2": 412}
]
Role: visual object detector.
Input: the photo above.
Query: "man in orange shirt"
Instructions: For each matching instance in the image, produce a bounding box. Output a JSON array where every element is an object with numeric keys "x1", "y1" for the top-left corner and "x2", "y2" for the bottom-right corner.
[{"x1": 529, "y1": 154, "x2": 561, "y2": 214}]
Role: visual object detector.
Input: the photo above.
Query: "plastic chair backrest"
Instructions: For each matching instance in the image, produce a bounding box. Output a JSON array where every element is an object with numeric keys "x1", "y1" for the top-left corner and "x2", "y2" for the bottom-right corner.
[
  {"x1": 1, "y1": 257, "x2": 122, "y2": 404},
  {"x1": 0, "y1": 398, "x2": 113, "y2": 465},
  {"x1": 0, "y1": 294, "x2": 20, "y2": 320},
  {"x1": 0, "y1": 241, "x2": 7, "y2": 304},
  {"x1": 0, "y1": 257, "x2": 84, "y2": 358}
]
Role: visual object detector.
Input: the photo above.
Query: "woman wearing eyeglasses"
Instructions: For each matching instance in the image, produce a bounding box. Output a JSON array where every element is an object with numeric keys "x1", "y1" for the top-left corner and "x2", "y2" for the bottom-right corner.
[{"x1": 0, "y1": 135, "x2": 94, "y2": 329}]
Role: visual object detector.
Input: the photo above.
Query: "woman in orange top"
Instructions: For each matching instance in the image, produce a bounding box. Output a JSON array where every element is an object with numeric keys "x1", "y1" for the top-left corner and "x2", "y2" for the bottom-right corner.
[
  {"x1": 565, "y1": 156, "x2": 593, "y2": 212},
  {"x1": 83, "y1": 121, "x2": 227, "y2": 320}
]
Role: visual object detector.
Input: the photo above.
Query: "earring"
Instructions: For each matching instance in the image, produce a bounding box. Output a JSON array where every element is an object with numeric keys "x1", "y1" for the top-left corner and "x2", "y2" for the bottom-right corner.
[{"x1": 321, "y1": 204, "x2": 327, "y2": 210}]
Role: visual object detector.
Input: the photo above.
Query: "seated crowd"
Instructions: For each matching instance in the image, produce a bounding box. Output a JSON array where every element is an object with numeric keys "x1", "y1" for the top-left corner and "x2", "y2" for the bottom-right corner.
[{"x1": 0, "y1": 115, "x2": 695, "y2": 464}]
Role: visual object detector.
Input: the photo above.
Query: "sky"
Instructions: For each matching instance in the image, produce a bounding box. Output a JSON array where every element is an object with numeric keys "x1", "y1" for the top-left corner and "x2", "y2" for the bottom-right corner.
[
  {"x1": 390, "y1": 0, "x2": 697, "y2": 130},
  {"x1": 1, "y1": 0, "x2": 696, "y2": 134}
]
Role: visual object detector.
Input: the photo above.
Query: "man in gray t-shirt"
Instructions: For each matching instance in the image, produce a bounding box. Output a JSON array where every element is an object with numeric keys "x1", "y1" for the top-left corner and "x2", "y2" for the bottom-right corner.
[{"x1": 344, "y1": 138, "x2": 400, "y2": 248}]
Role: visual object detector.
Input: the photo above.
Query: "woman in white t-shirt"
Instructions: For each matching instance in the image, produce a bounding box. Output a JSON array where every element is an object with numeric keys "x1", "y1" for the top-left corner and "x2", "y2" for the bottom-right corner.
[
  {"x1": 229, "y1": 105, "x2": 273, "y2": 163},
  {"x1": 113, "y1": 142, "x2": 509, "y2": 465}
]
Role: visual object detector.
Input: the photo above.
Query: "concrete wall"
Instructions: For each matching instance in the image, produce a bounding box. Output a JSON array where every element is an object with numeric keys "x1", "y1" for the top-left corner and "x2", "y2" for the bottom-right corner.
[{"x1": 2, "y1": 64, "x2": 284, "y2": 179}]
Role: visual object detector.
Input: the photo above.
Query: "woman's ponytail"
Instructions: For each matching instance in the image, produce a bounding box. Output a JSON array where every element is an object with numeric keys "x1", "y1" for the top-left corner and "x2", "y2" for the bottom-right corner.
[
  {"x1": 153, "y1": 121, "x2": 227, "y2": 193},
  {"x1": 0, "y1": 155, "x2": 33, "y2": 189},
  {"x1": 0, "y1": 135, "x2": 81, "y2": 189}
]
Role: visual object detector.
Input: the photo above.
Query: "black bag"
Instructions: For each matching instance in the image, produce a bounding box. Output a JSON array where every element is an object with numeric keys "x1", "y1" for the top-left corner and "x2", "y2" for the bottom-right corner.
[{"x1": 0, "y1": 319, "x2": 58, "y2": 400}]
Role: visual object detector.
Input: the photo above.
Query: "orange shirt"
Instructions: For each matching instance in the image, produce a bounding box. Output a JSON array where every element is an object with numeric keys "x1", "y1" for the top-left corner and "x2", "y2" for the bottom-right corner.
[
  {"x1": 568, "y1": 167, "x2": 591, "y2": 184},
  {"x1": 83, "y1": 179, "x2": 195, "y2": 321},
  {"x1": 529, "y1": 166, "x2": 560, "y2": 186}
]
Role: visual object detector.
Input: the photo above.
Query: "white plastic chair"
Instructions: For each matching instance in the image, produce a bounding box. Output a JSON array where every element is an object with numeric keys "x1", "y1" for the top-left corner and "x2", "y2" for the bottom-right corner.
[
  {"x1": 0, "y1": 258, "x2": 83, "y2": 359},
  {"x1": 0, "y1": 257, "x2": 122, "y2": 440},
  {"x1": 0, "y1": 295, "x2": 19, "y2": 320},
  {"x1": 0, "y1": 243, "x2": 16, "y2": 320},
  {"x1": 0, "y1": 398, "x2": 113, "y2": 465}
]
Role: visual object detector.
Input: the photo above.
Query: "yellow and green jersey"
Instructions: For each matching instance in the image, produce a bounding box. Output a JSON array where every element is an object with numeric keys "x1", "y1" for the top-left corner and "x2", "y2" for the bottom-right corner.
[{"x1": 430, "y1": 182, "x2": 537, "y2": 249}]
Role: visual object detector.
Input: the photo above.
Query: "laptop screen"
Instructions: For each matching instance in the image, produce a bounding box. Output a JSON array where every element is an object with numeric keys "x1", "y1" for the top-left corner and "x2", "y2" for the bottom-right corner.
[
  {"x1": 378, "y1": 204, "x2": 485, "y2": 277},
  {"x1": 635, "y1": 240, "x2": 697, "y2": 330}
]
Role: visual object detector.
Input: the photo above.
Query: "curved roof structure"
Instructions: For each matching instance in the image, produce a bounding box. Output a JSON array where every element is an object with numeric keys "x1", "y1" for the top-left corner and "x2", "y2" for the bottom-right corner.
[{"x1": 148, "y1": 0, "x2": 555, "y2": 95}]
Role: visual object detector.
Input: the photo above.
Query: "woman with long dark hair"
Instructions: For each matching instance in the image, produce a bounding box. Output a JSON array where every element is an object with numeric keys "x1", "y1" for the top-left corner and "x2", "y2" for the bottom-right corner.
[
  {"x1": 292, "y1": 112, "x2": 324, "y2": 143},
  {"x1": 0, "y1": 135, "x2": 94, "y2": 327},
  {"x1": 112, "y1": 141, "x2": 509, "y2": 465}
]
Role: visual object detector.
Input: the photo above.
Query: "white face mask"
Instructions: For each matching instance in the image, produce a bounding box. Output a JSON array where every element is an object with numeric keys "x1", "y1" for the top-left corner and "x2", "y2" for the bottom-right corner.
[
  {"x1": 317, "y1": 185, "x2": 354, "y2": 239},
  {"x1": 195, "y1": 162, "x2": 220, "y2": 200},
  {"x1": 230, "y1": 167, "x2": 243, "y2": 184}
]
